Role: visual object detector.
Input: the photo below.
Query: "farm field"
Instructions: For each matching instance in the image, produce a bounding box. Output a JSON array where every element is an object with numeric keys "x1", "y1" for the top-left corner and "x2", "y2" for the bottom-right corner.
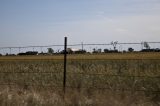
[
  {"x1": 0, "y1": 52, "x2": 160, "y2": 106},
  {"x1": 0, "y1": 52, "x2": 160, "y2": 60}
]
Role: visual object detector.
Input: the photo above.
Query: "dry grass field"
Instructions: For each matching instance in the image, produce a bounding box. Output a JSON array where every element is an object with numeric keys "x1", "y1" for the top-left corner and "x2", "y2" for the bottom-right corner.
[
  {"x1": 0, "y1": 53, "x2": 160, "y2": 106},
  {"x1": 0, "y1": 52, "x2": 160, "y2": 60}
]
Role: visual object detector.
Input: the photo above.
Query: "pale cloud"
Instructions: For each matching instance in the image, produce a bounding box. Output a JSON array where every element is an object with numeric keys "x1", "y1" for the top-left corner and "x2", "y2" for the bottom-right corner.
[
  {"x1": 60, "y1": 14, "x2": 160, "y2": 43},
  {"x1": 150, "y1": 27, "x2": 160, "y2": 31},
  {"x1": 115, "y1": 28, "x2": 128, "y2": 33},
  {"x1": 1, "y1": 0, "x2": 160, "y2": 47}
]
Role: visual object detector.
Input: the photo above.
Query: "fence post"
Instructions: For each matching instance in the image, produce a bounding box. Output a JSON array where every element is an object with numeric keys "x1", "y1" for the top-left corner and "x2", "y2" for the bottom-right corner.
[
  {"x1": 81, "y1": 42, "x2": 83, "y2": 51},
  {"x1": 63, "y1": 37, "x2": 67, "y2": 94}
]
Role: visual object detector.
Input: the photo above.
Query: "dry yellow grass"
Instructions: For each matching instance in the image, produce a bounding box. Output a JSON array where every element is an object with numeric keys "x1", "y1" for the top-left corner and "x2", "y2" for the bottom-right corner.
[
  {"x1": 0, "y1": 52, "x2": 159, "y2": 105},
  {"x1": 0, "y1": 52, "x2": 160, "y2": 61}
]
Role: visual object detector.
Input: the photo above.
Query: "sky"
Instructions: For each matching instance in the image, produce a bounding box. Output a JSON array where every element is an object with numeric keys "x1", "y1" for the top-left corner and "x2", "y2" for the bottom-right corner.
[{"x1": 0, "y1": 0, "x2": 160, "y2": 48}]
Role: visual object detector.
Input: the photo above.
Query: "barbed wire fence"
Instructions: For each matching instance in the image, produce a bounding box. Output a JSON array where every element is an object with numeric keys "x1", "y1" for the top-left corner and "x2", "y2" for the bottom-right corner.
[
  {"x1": 0, "y1": 59, "x2": 160, "y2": 93},
  {"x1": 0, "y1": 39, "x2": 160, "y2": 95}
]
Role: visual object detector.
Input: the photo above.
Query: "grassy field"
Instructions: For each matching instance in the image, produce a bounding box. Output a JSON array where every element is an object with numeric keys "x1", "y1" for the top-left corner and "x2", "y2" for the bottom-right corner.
[
  {"x1": 0, "y1": 52, "x2": 160, "y2": 60},
  {"x1": 0, "y1": 53, "x2": 160, "y2": 106}
]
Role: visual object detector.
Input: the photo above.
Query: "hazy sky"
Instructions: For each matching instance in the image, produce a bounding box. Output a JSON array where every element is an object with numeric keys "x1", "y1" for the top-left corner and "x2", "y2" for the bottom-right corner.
[{"x1": 0, "y1": 0, "x2": 160, "y2": 47}]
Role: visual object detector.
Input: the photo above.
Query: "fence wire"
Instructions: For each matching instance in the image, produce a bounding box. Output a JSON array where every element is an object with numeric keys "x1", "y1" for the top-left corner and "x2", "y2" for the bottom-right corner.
[
  {"x1": 0, "y1": 57, "x2": 160, "y2": 93},
  {"x1": 0, "y1": 69, "x2": 159, "y2": 93}
]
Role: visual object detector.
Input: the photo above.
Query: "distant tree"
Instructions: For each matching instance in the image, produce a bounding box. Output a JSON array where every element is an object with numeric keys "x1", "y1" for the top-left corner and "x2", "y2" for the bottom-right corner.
[
  {"x1": 92, "y1": 48, "x2": 95, "y2": 53},
  {"x1": 111, "y1": 41, "x2": 118, "y2": 50},
  {"x1": 104, "y1": 49, "x2": 109, "y2": 53},
  {"x1": 47, "y1": 48, "x2": 54, "y2": 54},
  {"x1": 144, "y1": 42, "x2": 150, "y2": 49},
  {"x1": 93, "y1": 48, "x2": 96, "y2": 52},
  {"x1": 92, "y1": 48, "x2": 98, "y2": 53},
  {"x1": 128, "y1": 48, "x2": 134, "y2": 52},
  {"x1": 5, "y1": 53, "x2": 8, "y2": 56}
]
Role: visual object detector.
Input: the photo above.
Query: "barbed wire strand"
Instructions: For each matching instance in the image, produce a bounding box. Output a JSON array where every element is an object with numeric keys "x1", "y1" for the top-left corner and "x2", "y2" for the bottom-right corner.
[{"x1": 0, "y1": 83, "x2": 159, "y2": 93}]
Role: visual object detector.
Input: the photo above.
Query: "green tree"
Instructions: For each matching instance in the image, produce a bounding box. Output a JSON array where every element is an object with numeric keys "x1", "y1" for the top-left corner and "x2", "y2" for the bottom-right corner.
[{"x1": 47, "y1": 48, "x2": 54, "y2": 54}]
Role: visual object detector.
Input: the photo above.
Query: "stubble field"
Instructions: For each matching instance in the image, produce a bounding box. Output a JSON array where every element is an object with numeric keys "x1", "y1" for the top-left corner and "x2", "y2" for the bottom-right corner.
[{"x1": 0, "y1": 53, "x2": 160, "y2": 106}]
